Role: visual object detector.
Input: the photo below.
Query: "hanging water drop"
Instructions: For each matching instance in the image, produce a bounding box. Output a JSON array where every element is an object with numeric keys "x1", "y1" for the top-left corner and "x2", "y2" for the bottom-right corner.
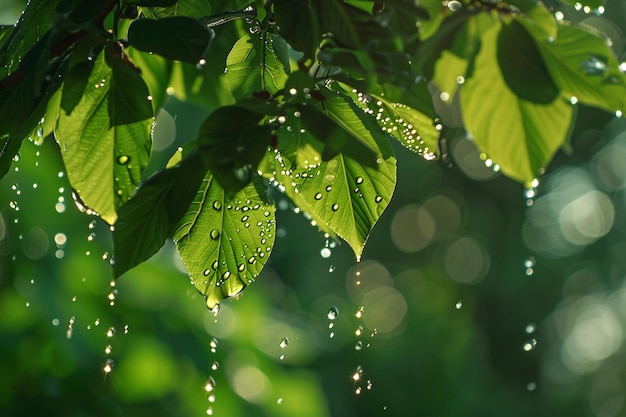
[
  {"x1": 279, "y1": 337, "x2": 289, "y2": 349},
  {"x1": 327, "y1": 306, "x2": 339, "y2": 320}
]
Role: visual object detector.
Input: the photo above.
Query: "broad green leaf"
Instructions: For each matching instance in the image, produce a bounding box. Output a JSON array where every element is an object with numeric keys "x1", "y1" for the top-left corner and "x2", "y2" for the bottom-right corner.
[
  {"x1": 105, "y1": 42, "x2": 154, "y2": 126},
  {"x1": 113, "y1": 153, "x2": 207, "y2": 277},
  {"x1": 127, "y1": 17, "x2": 214, "y2": 63},
  {"x1": 173, "y1": 174, "x2": 276, "y2": 309},
  {"x1": 56, "y1": 52, "x2": 152, "y2": 224},
  {"x1": 198, "y1": 105, "x2": 272, "y2": 195},
  {"x1": 461, "y1": 21, "x2": 574, "y2": 185},
  {"x1": 226, "y1": 33, "x2": 290, "y2": 100},
  {"x1": 141, "y1": 0, "x2": 211, "y2": 18},
  {"x1": 525, "y1": 22, "x2": 626, "y2": 114},
  {"x1": 432, "y1": 50, "x2": 469, "y2": 99},
  {"x1": 275, "y1": 87, "x2": 396, "y2": 257},
  {"x1": 497, "y1": 19, "x2": 559, "y2": 104}
]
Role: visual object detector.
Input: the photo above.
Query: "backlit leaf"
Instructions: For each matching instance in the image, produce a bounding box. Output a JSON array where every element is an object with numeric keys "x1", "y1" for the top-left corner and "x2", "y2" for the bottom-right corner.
[
  {"x1": 273, "y1": 87, "x2": 396, "y2": 258},
  {"x1": 461, "y1": 20, "x2": 574, "y2": 185},
  {"x1": 173, "y1": 174, "x2": 275, "y2": 309},
  {"x1": 226, "y1": 33, "x2": 290, "y2": 100},
  {"x1": 56, "y1": 51, "x2": 152, "y2": 224}
]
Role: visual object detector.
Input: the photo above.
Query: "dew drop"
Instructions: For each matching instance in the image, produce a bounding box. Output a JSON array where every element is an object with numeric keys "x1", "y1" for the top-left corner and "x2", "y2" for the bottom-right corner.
[
  {"x1": 355, "y1": 177, "x2": 363, "y2": 184},
  {"x1": 210, "y1": 229, "x2": 220, "y2": 240},
  {"x1": 325, "y1": 185, "x2": 332, "y2": 192},
  {"x1": 331, "y1": 203, "x2": 339, "y2": 211},
  {"x1": 314, "y1": 192, "x2": 322, "y2": 200},
  {"x1": 238, "y1": 263, "x2": 245, "y2": 272},
  {"x1": 374, "y1": 195, "x2": 383, "y2": 203},
  {"x1": 212, "y1": 200, "x2": 222, "y2": 210},
  {"x1": 221, "y1": 271, "x2": 231, "y2": 280},
  {"x1": 117, "y1": 155, "x2": 130, "y2": 165}
]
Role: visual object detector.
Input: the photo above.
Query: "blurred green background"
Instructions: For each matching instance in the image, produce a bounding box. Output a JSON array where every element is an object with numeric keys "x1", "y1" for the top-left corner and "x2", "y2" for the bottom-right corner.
[{"x1": 3, "y1": 1, "x2": 626, "y2": 416}]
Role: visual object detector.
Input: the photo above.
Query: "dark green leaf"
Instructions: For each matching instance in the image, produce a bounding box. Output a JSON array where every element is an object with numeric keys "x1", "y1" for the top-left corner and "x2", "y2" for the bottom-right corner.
[
  {"x1": 61, "y1": 60, "x2": 95, "y2": 115},
  {"x1": 127, "y1": 17, "x2": 214, "y2": 63},
  {"x1": 56, "y1": 51, "x2": 152, "y2": 224},
  {"x1": 198, "y1": 106, "x2": 272, "y2": 195},
  {"x1": 0, "y1": 136, "x2": 24, "y2": 179},
  {"x1": 461, "y1": 20, "x2": 574, "y2": 185},
  {"x1": 113, "y1": 152, "x2": 207, "y2": 277},
  {"x1": 105, "y1": 42, "x2": 154, "y2": 126},
  {"x1": 226, "y1": 33, "x2": 290, "y2": 100},
  {"x1": 173, "y1": 174, "x2": 276, "y2": 309},
  {"x1": 274, "y1": 0, "x2": 319, "y2": 60},
  {"x1": 0, "y1": 0, "x2": 59, "y2": 78},
  {"x1": 497, "y1": 19, "x2": 559, "y2": 104}
]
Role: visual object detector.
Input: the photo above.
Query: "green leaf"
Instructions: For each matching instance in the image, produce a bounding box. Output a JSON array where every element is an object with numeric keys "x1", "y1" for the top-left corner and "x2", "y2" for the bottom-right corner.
[
  {"x1": 318, "y1": 0, "x2": 361, "y2": 48},
  {"x1": 141, "y1": 0, "x2": 211, "y2": 18},
  {"x1": 56, "y1": 51, "x2": 152, "y2": 224},
  {"x1": 173, "y1": 174, "x2": 276, "y2": 309},
  {"x1": 273, "y1": 0, "x2": 319, "y2": 60},
  {"x1": 198, "y1": 106, "x2": 272, "y2": 195},
  {"x1": 525, "y1": 22, "x2": 626, "y2": 114},
  {"x1": 0, "y1": 136, "x2": 24, "y2": 179},
  {"x1": 226, "y1": 33, "x2": 290, "y2": 100},
  {"x1": 297, "y1": 101, "x2": 378, "y2": 168},
  {"x1": 461, "y1": 20, "x2": 574, "y2": 185},
  {"x1": 0, "y1": 0, "x2": 60, "y2": 78},
  {"x1": 127, "y1": 17, "x2": 214, "y2": 63},
  {"x1": 497, "y1": 19, "x2": 559, "y2": 104},
  {"x1": 125, "y1": 46, "x2": 173, "y2": 112},
  {"x1": 105, "y1": 42, "x2": 154, "y2": 126},
  {"x1": 274, "y1": 87, "x2": 396, "y2": 257},
  {"x1": 113, "y1": 152, "x2": 207, "y2": 277}
]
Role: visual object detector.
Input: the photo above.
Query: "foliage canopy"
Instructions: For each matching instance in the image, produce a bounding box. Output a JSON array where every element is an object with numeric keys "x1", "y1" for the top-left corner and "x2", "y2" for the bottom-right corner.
[{"x1": 1, "y1": 0, "x2": 624, "y2": 310}]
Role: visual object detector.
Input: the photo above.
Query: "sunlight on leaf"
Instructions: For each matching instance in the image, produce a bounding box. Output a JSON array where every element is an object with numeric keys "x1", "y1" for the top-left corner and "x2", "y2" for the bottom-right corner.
[
  {"x1": 173, "y1": 174, "x2": 275, "y2": 309},
  {"x1": 56, "y1": 52, "x2": 152, "y2": 224},
  {"x1": 461, "y1": 20, "x2": 574, "y2": 186},
  {"x1": 226, "y1": 32, "x2": 290, "y2": 100}
]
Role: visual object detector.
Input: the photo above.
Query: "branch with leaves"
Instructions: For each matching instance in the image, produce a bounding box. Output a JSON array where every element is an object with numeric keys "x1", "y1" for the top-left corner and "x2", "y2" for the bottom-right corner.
[{"x1": 1, "y1": 0, "x2": 624, "y2": 310}]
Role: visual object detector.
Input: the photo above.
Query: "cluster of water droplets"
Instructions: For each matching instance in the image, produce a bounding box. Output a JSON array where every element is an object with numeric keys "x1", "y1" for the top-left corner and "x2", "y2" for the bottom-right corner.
[{"x1": 352, "y1": 89, "x2": 437, "y2": 161}]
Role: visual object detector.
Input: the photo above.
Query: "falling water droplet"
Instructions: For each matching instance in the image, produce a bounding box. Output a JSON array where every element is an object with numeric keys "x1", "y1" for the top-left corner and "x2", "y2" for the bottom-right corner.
[
  {"x1": 524, "y1": 257, "x2": 535, "y2": 276},
  {"x1": 279, "y1": 337, "x2": 289, "y2": 349},
  {"x1": 204, "y1": 376, "x2": 216, "y2": 392},
  {"x1": 355, "y1": 306, "x2": 364, "y2": 319},
  {"x1": 320, "y1": 247, "x2": 332, "y2": 258},
  {"x1": 525, "y1": 323, "x2": 536, "y2": 334},
  {"x1": 523, "y1": 338, "x2": 537, "y2": 352},
  {"x1": 327, "y1": 306, "x2": 339, "y2": 320},
  {"x1": 455, "y1": 300, "x2": 463, "y2": 310}
]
